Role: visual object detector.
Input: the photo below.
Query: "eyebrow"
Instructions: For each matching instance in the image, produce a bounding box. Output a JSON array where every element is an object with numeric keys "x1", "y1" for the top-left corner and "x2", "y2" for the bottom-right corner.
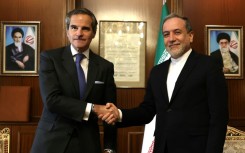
[
  {"x1": 70, "y1": 25, "x2": 91, "y2": 30},
  {"x1": 163, "y1": 29, "x2": 182, "y2": 33}
]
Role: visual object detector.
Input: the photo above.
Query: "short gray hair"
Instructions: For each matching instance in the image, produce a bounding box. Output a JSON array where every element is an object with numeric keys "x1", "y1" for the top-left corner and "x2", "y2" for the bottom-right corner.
[{"x1": 162, "y1": 13, "x2": 193, "y2": 32}]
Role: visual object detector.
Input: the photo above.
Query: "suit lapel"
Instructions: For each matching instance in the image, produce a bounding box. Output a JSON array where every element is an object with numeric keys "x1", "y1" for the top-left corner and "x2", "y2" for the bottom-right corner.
[
  {"x1": 161, "y1": 59, "x2": 171, "y2": 103},
  {"x1": 170, "y1": 51, "x2": 198, "y2": 102},
  {"x1": 62, "y1": 46, "x2": 80, "y2": 97},
  {"x1": 83, "y1": 51, "x2": 98, "y2": 98}
]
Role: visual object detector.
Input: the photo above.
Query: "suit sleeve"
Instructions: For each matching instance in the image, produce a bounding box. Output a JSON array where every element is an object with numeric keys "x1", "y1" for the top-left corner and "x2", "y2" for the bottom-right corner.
[
  {"x1": 206, "y1": 58, "x2": 229, "y2": 153},
  {"x1": 115, "y1": 68, "x2": 156, "y2": 129},
  {"x1": 39, "y1": 51, "x2": 87, "y2": 122}
]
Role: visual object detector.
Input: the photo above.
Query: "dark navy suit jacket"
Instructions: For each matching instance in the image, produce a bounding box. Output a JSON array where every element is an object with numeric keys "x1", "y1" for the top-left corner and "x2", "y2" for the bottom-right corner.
[
  {"x1": 118, "y1": 51, "x2": 228, "y2": 153},
  {"x1": 31, "y1": 46, "x2": 117, "y2": 153}
]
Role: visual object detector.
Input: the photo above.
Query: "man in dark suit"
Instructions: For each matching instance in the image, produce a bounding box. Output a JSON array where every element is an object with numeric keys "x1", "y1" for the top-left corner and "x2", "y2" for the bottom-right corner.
[
  {"x1": 102, "y1": 13, "x2": 229, "y2": 153},
  {"x1": 210, "y1": 32, "x2": 239, "y2": 74},
  {"x1": 6, "y1": 27, "x2": 35, "y2": 71},
  {"x1": 31, "y1": 8, "x2": 117, "y2": 153}
]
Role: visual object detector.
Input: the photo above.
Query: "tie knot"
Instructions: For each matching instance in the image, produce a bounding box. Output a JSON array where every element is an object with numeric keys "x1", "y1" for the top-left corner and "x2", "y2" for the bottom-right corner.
[{"x1": 76, "y1": 54, "x2": 85, "y2": 63}]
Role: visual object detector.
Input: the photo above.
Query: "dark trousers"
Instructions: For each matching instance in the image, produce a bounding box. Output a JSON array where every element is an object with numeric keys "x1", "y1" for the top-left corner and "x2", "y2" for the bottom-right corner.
[
  {"x1": 164, "y1": 145, "x2": 168, "y2": 153},
  {"x1": 64, "y1": 130, "x2": 82, "y2": 153}
]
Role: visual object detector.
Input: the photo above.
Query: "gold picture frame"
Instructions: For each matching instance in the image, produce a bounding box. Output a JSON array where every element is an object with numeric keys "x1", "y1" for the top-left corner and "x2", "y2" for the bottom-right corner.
[
  {"x1": 99, "y1": 21, "x2": 146, "y2": 88},
  {"x1": 0, "y1": 21, "x2": 40, "y2": 76},
  {"x1": 0, "y1": 127, "x2": 10, "y2": 153},
  {"x1": 205, "y1": 25, "x2": 243, "y2": 79}
]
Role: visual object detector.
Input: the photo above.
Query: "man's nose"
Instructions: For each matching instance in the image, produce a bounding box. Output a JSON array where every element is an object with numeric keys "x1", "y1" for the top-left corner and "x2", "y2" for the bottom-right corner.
[
  {"x1": 76, "y1": 28, "x2": 84, "y2": 36},
  {"x1": 169, "y1": 33, "x2": 175, "y2": 41},
  {"x1": 221, "y1": 44, "x2": 227, "y2": 48}
]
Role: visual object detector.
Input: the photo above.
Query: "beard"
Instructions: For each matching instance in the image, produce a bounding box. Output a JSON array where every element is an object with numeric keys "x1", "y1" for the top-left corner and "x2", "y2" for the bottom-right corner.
[
  {"x1": 14, "y1": 42, "x2": 23, "y2": 52},
  {"x1": 220, "y1": 46, "x2": 229, "y2": 53},
  {"x1": 166, "y1": 43, "x2": 188, "y2": 59},
  {"x1": 14, "y1": 42, "x2": 22, "y2": 48}
]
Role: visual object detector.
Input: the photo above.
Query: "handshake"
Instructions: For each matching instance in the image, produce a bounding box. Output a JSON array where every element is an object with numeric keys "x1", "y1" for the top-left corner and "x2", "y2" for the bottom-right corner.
[{"x1": 93, "y1": 103, "x2": 120, "y2": 125}]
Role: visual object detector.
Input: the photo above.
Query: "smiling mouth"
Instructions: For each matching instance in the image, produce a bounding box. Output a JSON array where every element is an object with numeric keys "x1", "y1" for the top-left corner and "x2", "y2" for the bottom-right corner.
[{"x1": 169, "y1": 44, "x2": 179, "y2": 48}]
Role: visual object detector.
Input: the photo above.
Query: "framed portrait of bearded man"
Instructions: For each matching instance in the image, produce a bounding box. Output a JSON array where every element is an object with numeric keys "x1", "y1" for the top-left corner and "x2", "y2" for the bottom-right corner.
[
  {"x1": 205, "y1": 25, "x2": 243, "y2": 79},
  {"x1": 0, "y1": 21, "x2": 40, "y2": 76}
]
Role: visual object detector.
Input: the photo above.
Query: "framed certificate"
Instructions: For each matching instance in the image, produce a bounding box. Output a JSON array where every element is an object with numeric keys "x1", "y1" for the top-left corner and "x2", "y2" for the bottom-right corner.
[{"x1": 99, "y1": 21, "x2": 146, "y2": 88}]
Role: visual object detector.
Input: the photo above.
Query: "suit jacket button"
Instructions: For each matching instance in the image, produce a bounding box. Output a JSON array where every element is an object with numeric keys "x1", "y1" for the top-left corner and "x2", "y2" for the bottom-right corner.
[{"x1": 166, "y1": 108, "x2": 172, "y2": 112}]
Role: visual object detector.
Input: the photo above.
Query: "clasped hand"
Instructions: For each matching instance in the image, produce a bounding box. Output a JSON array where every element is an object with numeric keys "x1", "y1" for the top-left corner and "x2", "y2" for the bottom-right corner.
[{"x1": 93, "y1": 103, "x2": 119, "y2": 125}]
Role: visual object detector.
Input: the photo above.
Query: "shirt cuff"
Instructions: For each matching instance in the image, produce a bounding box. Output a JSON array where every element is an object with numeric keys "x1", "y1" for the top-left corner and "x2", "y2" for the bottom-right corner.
[
  {"x1": 118, "y1": 109, "x2": 122, "y2": 122},
  {"x1": 83, "y1": 103, "x2": 92, "y2": 121}
]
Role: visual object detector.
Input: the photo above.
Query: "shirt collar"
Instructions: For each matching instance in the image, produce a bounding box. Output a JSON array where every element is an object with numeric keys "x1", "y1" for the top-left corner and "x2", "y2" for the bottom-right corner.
[
  {"x1": 171, "y1": 49, "x2": 192, "y2": 63},
  {"x1": 70, "y1": 45, "x2": 90, "y2": 59}
]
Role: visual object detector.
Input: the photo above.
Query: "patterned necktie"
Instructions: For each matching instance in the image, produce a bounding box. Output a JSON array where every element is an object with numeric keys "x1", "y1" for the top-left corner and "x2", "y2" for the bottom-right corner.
[{"x1": 75, "y1": 54, "x2": 86, "y2": 99}]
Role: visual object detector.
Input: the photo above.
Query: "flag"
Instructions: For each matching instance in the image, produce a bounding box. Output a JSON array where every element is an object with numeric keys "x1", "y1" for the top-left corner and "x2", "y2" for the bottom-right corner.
[
  {"x1": 229, "y1": 31, "x2": 239, "y2": 57},
  {"x1": 24, "y1": 27, "x2": 36, "y2": 49},
  {"x1": 141, "y1": 1, "x2": 170, "y2": 153},
  {"x1": 154, "y1": 0, "x2": 170, "y2": 65}
]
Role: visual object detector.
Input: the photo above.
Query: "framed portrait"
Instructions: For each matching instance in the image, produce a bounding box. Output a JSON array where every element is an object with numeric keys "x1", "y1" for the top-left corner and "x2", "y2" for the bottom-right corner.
[
  {"x1": 0, "y1": 21, "x2": 40, "y2": 76},
  {"x1": 99, "y1": 21, "x2": 146, "y2": 88},
  {"x1": 205, "y1": 25, "x2": 243, "y2": 79}
]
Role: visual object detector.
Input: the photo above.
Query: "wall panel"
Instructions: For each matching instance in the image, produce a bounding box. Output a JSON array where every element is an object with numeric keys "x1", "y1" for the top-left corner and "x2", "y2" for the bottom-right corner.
[{"x1": 0, "y1": 0, "x2": 68, "y2": 120}]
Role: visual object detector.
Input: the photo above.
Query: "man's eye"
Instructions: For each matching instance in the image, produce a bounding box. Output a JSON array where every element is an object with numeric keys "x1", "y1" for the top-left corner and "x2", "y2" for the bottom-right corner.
[
  {"x1": 175, "y1": 31, "x2": 181, "y2": 35},
  {"x1": 82, "y1": 27, "x2": 90, "y2": 31},
  {"x1": 163, "y1": 33, "x2": 169, "y2": 38},
  {"x1": 70, "y1": 26, "x2": 78, "y2": 30}
]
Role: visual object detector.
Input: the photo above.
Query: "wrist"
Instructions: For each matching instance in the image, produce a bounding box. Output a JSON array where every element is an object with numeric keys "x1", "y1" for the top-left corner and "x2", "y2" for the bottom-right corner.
[{"x1": 92, "y1": 104, "x2": 99, "y2": 114}]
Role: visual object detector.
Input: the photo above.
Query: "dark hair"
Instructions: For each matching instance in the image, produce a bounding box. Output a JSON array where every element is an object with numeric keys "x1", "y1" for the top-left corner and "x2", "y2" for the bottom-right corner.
[
  {"x1": 65, "y1": 8, "x2": 98, "y2": 34},
  {"x1": 216, "y1": 32, "x2": 230, "y2": 43},
  {"x1": 11, "y1": 27, "x2": 24, "y2": 38},
  {"x1": 162, "y1": 13, "x2": 193, "y2": 32}
]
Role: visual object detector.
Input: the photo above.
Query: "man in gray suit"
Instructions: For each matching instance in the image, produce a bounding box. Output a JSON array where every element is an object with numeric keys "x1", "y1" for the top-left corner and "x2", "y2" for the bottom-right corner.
[
  {"x1": 102, "y1": 13, "x2": 228, "y2": 153},
  {"x1": 31, "y1": 8, "x2": 117, "y2": 153}
]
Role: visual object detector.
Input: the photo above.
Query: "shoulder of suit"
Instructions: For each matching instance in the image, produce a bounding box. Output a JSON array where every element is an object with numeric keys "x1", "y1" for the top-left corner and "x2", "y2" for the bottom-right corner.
[
  {"x1": 6, "y1": 43, "x2": 15, "y2": 49},
  {"x1": 89, "y1": 50, "x2": 113, "y2": 65},
  {"x1": 41, "y1": 46, "x2": 67, "y2": 55}
]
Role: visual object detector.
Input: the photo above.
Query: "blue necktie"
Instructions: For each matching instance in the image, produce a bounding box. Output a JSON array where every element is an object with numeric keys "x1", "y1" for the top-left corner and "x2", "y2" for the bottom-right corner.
[{"x1": 75, "y1": 54, "x2": 86, "y2": 99}]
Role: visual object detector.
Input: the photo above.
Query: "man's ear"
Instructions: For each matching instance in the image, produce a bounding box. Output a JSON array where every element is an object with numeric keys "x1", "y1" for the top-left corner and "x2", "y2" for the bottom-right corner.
[{"x1": 189, "y1": 31, "x2": 194, "y2": 43}]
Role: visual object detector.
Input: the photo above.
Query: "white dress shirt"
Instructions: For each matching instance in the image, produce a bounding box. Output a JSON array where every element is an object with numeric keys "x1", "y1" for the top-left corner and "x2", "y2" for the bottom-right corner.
[
  {"x1": 70, "y1": 45, "x2": 91, "y2": 121},
  {"x1": 167, "y1": 49, "x2": 192, "y2": 101}
]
